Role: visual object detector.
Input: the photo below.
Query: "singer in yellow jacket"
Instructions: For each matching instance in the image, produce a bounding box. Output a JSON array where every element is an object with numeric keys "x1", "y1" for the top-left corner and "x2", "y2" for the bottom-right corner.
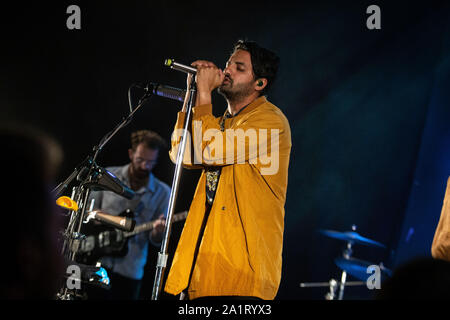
[{"x1": 164, "y1": 95, "x2": 291, "y2": 299}]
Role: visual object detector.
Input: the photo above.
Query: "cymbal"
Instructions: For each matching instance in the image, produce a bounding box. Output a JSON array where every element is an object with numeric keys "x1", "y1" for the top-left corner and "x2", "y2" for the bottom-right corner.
[
  {"x1": 319, "y1": 229, "x2": 386, "y2": 248},
  {"x1": 334, "y1": 257, "x2": 392, "y2": 281}
]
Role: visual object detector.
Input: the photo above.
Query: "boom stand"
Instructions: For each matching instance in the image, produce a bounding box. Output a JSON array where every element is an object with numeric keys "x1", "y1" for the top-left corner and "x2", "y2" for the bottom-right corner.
[{"x1": 151, "y1": 83, "x2": 196, "y2": 300}]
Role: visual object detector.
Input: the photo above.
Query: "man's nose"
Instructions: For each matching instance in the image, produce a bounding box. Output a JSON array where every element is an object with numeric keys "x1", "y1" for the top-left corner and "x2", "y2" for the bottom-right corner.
[{"x1": 223, "y1": 66, "x2": 232, "y2": 77}]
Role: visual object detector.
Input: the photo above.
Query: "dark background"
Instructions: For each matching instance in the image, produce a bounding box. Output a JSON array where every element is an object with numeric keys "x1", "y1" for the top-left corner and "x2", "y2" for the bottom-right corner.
[{"x1": 1, "y1": 0, "x2": 450, "y2": 300}]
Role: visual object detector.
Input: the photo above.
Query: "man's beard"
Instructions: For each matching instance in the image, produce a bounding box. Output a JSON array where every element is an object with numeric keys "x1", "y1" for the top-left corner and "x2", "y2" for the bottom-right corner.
[
  {"x1": 218, "y1": 78, "x2": 254, "y2": 103},
  {"x1": 130, "y1": 165, "x2": 149, "y2": 180}
]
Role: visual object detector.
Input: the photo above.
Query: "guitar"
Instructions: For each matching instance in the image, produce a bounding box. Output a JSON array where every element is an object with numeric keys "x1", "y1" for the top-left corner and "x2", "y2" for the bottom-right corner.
[{"x1": 77, "y1": 210, "x2": 188, "y2": 265}]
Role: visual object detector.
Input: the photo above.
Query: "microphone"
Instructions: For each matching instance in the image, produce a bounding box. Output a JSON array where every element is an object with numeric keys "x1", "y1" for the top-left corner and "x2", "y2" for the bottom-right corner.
[
  {"x1": 144, "y1": 83, "x2": 187, "y2": 102},
  {"x1": 86, "y1": 210, "x2": 136, "y2": 231},
  {"x1": 165, "y1": 59, "x2": 197, "y2": 74},
  {"x1": 85, "y1": 166, "x2": 135, "y2": 200}
]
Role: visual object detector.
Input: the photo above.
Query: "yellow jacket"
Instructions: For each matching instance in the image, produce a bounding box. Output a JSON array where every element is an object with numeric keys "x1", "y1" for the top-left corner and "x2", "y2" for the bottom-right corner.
[
  {"x1": 432, "y1": 177, "x2": 450, "y2": 260},
  {"x1": 164, "y1": 96, "x2": 291, "y2": 299}
]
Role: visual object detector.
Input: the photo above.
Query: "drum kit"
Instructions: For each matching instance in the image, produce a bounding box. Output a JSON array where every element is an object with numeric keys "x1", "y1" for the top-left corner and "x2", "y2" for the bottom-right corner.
[{"x1": 300, "y1": 225, "x2": 392, "y2": 300}]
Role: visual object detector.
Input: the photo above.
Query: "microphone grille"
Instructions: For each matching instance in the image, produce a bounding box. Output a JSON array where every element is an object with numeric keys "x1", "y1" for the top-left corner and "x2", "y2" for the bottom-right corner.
[{"x1": 164, "y1": 59, "x2": 173, "y2": 67}]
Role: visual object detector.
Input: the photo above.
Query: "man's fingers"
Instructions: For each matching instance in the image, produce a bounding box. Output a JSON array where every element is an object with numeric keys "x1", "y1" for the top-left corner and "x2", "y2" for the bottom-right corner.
[
  {"x1": 191, "y1": 60, "x2": 217, "y2": 68},
  {"x1": 157, "y1": 214, "x2": 166, "y2": 226}
]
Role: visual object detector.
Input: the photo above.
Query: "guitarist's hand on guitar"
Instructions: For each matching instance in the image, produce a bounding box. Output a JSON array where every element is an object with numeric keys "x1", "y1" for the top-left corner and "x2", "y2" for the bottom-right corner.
[
  {"x1": 78, "y1": 210, "x2": 187, "y2": 264},
  {"x1": 150, "y1": 214, "x2": 166, "y2": 243}
]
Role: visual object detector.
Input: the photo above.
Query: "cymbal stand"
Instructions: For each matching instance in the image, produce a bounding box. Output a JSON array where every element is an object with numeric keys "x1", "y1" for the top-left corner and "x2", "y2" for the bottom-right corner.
[
  {"x1": 300, "y1": 224, "x2": 364, "y2": 301},
  {"x1": 337, "y1": 224, "x2": 357, "y2": 300},
  {"x1": 299, "y1": 279, "x2": 338, "y2": 300}
]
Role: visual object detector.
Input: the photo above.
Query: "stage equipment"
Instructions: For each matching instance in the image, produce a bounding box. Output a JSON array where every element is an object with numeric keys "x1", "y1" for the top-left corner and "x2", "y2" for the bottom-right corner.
[
  {"x1": 334, "y1": 257, "x2": 392, "y2": 282},
  {"x1": 300, "y1": 225, "x2": 389, "y2": 300},
  {"x1": 151, "y1": 60, "x2": 197, "y2": 300},
  {"x1": 84, "y1": 210, "x2": 136, "y2": 232},
  {"x1": 300, "y1": 279, "x2": 365, "y2": 300},
  {"x1": 318, "y1": 228, "x2": 386, "y2": 248},
  {"x1": 78, "y1": 210, "x2": 187, "y2": 265},
  {"x1": 53, "y1": 80, "x2": 182, "y2": 299},
  {"x1": 164, "y1": 59, "x2": 197, "y2": 74},
  {"x1": 142, "y1": 83, "x2": 187, "y2": 102}
]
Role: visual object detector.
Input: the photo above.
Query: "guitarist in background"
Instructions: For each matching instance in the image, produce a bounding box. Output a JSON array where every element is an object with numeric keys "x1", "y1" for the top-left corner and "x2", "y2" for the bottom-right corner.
[{"x1": 87, "y1": 130, "x2": 170, "y2": 300}]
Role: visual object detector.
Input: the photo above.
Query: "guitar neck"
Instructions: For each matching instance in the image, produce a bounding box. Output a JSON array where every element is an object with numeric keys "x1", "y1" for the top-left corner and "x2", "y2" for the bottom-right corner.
[{"x1": 123, "y1": 211, "x2": 188, "y2": 237}]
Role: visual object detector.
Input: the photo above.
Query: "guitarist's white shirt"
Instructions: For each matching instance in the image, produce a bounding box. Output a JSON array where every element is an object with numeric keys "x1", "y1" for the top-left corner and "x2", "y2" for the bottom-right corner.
[{"x1": 88, "y1": 163, "x2": 171, "y2": 280}]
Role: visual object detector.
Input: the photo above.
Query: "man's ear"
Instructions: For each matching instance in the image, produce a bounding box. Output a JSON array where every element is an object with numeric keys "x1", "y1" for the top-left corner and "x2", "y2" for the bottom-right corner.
[
  {"x1": 255, "y1": 78, "x2": 268, "y2": 92},
  {"x1": 128, "y1": 148, "x2": 134, "y2": 161}
]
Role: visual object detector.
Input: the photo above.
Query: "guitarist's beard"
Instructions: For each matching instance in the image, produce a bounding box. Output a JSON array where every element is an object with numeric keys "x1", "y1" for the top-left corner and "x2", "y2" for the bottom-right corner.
[{"x1": 129, "y1": 165, "x2": 149, "y2": 190}]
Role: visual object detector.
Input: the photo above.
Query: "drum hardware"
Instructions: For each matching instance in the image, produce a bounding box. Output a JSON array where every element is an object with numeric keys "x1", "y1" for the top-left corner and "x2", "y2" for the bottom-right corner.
[
  {"x1": 318, "y1": 225, "x2": 386, "y2": 248},
  {"x1": 300, "y1": 224, "x2": 390, "y2": 300},
  {"x1": 300, "y1": 279, "x2": 366, "y2": 300},
  {"x1": 334, "y1": 257, "x2": 392, "y2": 282}
]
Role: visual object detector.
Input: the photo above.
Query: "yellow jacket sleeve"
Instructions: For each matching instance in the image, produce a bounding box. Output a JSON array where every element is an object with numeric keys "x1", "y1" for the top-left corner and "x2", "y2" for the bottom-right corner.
[{"x1": 432, "y1": 177, "x2": 450, "y2": 261}]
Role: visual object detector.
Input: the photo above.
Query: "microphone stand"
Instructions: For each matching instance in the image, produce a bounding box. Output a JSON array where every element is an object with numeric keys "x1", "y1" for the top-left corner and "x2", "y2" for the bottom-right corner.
[
  {"x1": 151, "y1": 81, "x2": 196, "y2": 300},
  {"x1": 51, "y1": 156, "x2": 92, "y2": 198},
  {"x1": 52, "y1": 93, "x2": 151, "y2": 198},
  {"x1": 91, "y1": 94, "x2": 149, "y2": 164},
  {"x1": 55, "y1": 92, "x2": 153, "y2": 299}
]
